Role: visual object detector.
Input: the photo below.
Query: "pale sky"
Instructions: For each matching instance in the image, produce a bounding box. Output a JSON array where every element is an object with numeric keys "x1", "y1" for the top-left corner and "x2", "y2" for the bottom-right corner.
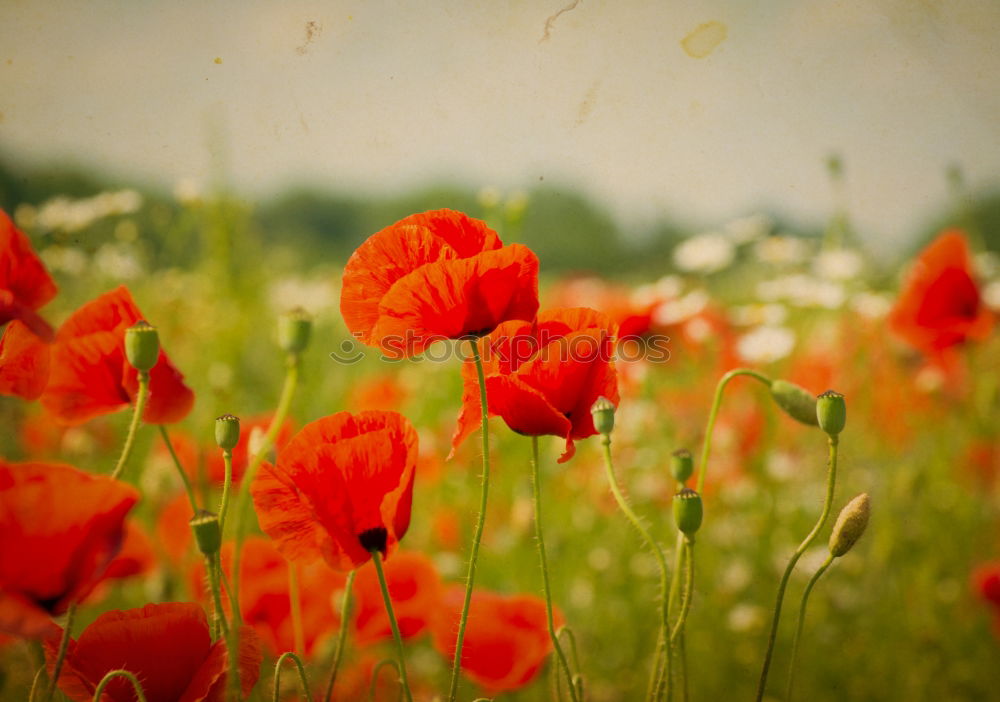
[{"x1": 2, "y1": 0, "x2": 999, "y2": 255}]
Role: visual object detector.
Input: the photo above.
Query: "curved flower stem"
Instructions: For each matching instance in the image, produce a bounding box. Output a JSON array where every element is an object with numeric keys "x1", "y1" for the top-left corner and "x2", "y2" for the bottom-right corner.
[
  {"x1": 370, "y1": 550, "x2": 413, "y2": 702},
  {"x1": 599, "y1": 436, "x2": 670, "y2": 702},
  {"x1": 273, "y1": 651, "x2": 311, "y2": 702},
  {"x1": 558, "y1": 626, "x2": 585, "y2": 700},
  {"x1": 530, "y1": 437, "x2": 581, "y2": 702},
  {"x1": 288, "y1": 559, "x2": 306, "y2": 656},
  {"x1": 369, "y1": 659, "x2": 402, "y2": 702},
  {"x1": 447, "y1": 337, "x2": 492, "y2": 702},
  {"x1": 91, "y1": 669, "x2": 148, "y2": 702},
  {"x1": 218, "y1": 448, "x2": 234, "y2": 532},
  {"x1": 110, "y1": 371, "x2": 150, "y2": 480},
  {"x1": 159, "y1": 425, "x2": 199, "y2": 513},
  {"x1": 28, "y1": 665, "x2": 45, "y2": 702},
  {"x1": 323, "y1": 569, "x2": 357, "y2": 702},
  {"x1": 43, "y1": 602, "x2": 77, "y2": 702},
  {"x1": 785, "y1": 553, "x2": 835, "y2": 701},
  {"x1": 754, "y1": 436, "x2": 839, "y2": 702}
]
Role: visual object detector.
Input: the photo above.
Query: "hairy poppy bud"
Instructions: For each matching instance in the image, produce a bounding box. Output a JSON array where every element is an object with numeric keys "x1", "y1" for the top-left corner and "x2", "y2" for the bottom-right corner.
[
  {"x1": 590, "y1": 396, "x2": 616, "y2": 436},
  {"x1": 770, "y1": 379, "x2": 819, "y2": 427},
  {"x1": 816, "y1": 390, "x2": 846, "y2": 437},
  {"x1": 214, "y1": 414, "x2": 240, "y2": 451},
  {"x1": 279, "y1": 308, "x2": 312, "y2": 354},
  {"x1": 673, "y1": 488, "x2": 703, "y2": 538},
  {"x1": 124, "y1": 320, "x2": 159, "y2": 372},
  {"x1": 190, "y1": 510, "x2": 222, "y2": 556},
  {"x1": 671, "y1": 449, "x2": 694, "y2": 484},
  {"x1": 829, "y1": 493, "x2": 870, "y2": 557}
]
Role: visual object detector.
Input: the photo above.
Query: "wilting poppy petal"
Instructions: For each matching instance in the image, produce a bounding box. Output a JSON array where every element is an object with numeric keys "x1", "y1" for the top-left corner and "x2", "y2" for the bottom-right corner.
[
  {"x1": 352, "y1": 551, "x2": 443, "y2": 647},
  {"x1": 251, "y1": 411, "x2": 418, "y2": 571},
  {"x1": 0, "y1": 209, "x2": 57, "y2": 341},
  {"x1": 0, "y1": 320, "x2": 51, "y2": 400}
]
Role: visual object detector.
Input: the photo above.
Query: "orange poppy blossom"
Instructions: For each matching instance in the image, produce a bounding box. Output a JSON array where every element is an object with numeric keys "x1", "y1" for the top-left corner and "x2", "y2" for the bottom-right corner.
[
  {"x1": 889, "y1": 229, "x2": 993, "y2": 357},
  {"x1": 351, "y1": 550, "x2": 443, "y2": 647},
  {"x1": 0, "y1": 319, "x2": 51, "y2": 400},
  {"x1": 430, "y1": 585, "x2": 560, "y2": 693},
  {"x1": 44, "y1": 602, "x2": 261, "y2": 702},
  {"x1": 0, "y1": 460, "x2": 138, "y2": 638},
  {"x1": 0, "y1": 208, "x2": 58, "y2": 341},
  {"x1": 251, "y1": 410, "x2": 418, "y2": 570},
  {"x1": 450, "y1": 307, "x2": 620, "y2": 463},
  {"x1": 340, "y1": 209, "x2": 539, "y2": 358},
  {"x1": 40, "y1": 285, "x2": 195, "y2": 426}
]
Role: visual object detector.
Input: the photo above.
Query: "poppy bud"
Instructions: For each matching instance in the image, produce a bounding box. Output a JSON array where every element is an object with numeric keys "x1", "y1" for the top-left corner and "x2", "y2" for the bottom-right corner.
[
  {"x1": 124, "y1": 320, "x2": 159, "y2": 372},
  {"x1": 829, "y1": 493, "x2": 870, "y2": 557},
  {"x1": 816, "y1": 390, "x2": 846, "y2": 437},
  {"x1": 672, "y1": 488, "x2": 703, "y2": 538},
  {"x1": 215, "y1": 414, "x2": 240, "y2": 451},
  {"x1": 590, "y1": 396, "x2": 616, "y2": 435},
  {"x1": 769, "y1": 379, "x2": 819, "y2": 427},
  {"x1": 278, "y1": 308, "x2": 312, "y2": 354},
  {"x1": 190, "y1": 509, "x2": 222, "y2": 556},
  {"x1": 671, "y1": 449, "x2": 694, "y2": 484}
]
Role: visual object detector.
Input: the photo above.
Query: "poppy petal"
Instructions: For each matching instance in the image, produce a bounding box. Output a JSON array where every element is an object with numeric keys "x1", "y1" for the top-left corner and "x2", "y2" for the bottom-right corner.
[{"x1": 0, "y1": 320, "x2": 51, "y2": 400}]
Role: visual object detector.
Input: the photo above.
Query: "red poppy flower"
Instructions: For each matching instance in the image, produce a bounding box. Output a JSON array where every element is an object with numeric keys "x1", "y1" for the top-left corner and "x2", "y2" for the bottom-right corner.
[
  {"x1": 889, "y1": 229, "x2": 993, "y2": 355},
  {"x1": 251, "y1": 411, "x2": 418, "y2": 571},
  {"x1": 0, "y1": 320, "x2": 50, "y2": 400},
  {"x1": 341, "y1": 209, "x2": 540, "y2": 358},
  {"x1": 351, "y1": 550, "x2": 443, "y2": 647},
  {"x1": 430, "y1": 586, "x2": 560, "y2": 693},
  {"x1": 0, "y1": 460, "x2": 138, "y2": 638},
  {"x1": 201, "y1": 414, "x2": 295, "y2": 485},
  {"x1": 44, "y1": 602, "x2": 261, "y2": 702},
  {"x1": 450, "y1": 307, "x2": 619, "y2": 463},
  {"x1": 974, "y1": 563, "x2": 1000, "y2": 610},
  {"x1": 156, "y1": 492, "x2": 197, "y2": 568},
  {"x1": 40, "y1": 285, "x2": 195, "y2": 425},
  {"x1": 84, "y1": 521, "x2": 156, "y2": 605},
  {"x1": 189, "y1": 538, "x2": 346, "y2": 657},
  {"x1": 0, "y1": 208, "x2": 58, "y2": 341}
]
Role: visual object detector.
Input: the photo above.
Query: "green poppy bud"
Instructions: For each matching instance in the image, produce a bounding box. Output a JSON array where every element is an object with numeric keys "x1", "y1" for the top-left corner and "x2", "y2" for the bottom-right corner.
[
  {"x1": 278, "y1": 308, "x2": 312, "y2": 354},
  {"x1": 769, "y1": 379, "x2": 819, "y2": 427},
  {"x1": 190, "y1": 509, "x2": 222, "y2": 556},
  {"x1": 215, "y1": 414, "x2": 240, "y2": 451},
  {"x1": 816, "y1": 390, "x2": 846, "y2": 437},
  {"x1": 671, "y1": 449, "x2": 694, "y2": 484},
  {"x1": 829, "y1": 493, "x2": 870, "y2": 557},
  {"x1": 672, "y1": 488, "x2": 703, "y2": 538},
  {"x1": 124, "y1": 320, "x2": 159, "y2": 373},
  {"x1": 590, "y1": 396, "x2": 616, "y2": 436}
]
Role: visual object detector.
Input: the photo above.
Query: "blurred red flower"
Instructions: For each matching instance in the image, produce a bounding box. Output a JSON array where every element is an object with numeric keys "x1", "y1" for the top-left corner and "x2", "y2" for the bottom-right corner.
[
  {"x1": 84, "y1": 521, "x2": 157, "y2": 605},
  {"x1": 0, "y1": 208, "x2": 58, "y2": 341},
  {"x1": 341, "y1": 209, "x2": 539, "y2": 358},
  {"x1": 40, "y1": 286, "x2": 195, "y2": 425},
  {"x1": 973, "y1": 563, "x2": 1000, "y2": 610},
  {"x1": 889, "y1": 230, "x2": 993, "y2": 356},
  {"x1": 44, "y1": 602, "x2": 261, "y2": 702},
  {"x1": 450, "y1": 307, "x2": 619, "y2": 463},
  {"x1": 155, "y1": 492, "x2": 197, "y2": 568},
  {"x1": 430, "y1": 586, "x2": 559, "y2": 694},
  {"x1": 0, "y1": 460, "x2": 138, "y2": 638},
  {"x1": 0, "y1": 319, "x2": 50, "y2": 400},
  {"x1": 251, "y1": 411, "x2": 418, "y2": 570},
  {"x1": 351, "y1": 550, "x2": 443, "y2": 647}
]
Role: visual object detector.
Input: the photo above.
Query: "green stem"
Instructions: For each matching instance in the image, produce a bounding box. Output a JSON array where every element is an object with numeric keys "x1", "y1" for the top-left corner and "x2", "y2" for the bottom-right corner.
[
  {"x1": 110, "y1": 371, "x2": 150, "y2": 480},
  {"x1": 447, "y1": 337, "x2": 492, "y2": 702},
  {"x1": 43, "y1": 602, "x2": 76, "y2": 702},
  {"x1": 785, "y1": 553, "x2": 836, "y2": 701},
  {"x1": 530, "y1": 437, "x2": 581, "y2": 702},
  {"x1": 754, "y1": 436, "x2": 839, "y2": 702},
  {"x1": 600, "y1": 436, "x2": 670, "y2": 702},
  {"x1": 557, "y1": 627, "x2": 585, "y2": 700},
  {"x1": 273, "y1": 652, "x2": 311, "y2": 702},
  {"x1": 288, "y1": 559, "x2": 306, "y2": 655},
  {"x1": 369, "y1": 659, "x2": 402, "y2": 702},
  {"x1": 669, "y1": 541, "x2": 694, "y2": 643},
  {"x1": 323, "y1": 569, "x2": 357, "y2": 702},
  {"x1": 91, "y1": 669, "x2": 149, "y2": 702},
  {"x1": 218, "y1": 448, "x2": 234, "y2": 532},
  {"x1": 661, "y1": 536, "x2": 687, "y2": 702},
  {"x1": 371, "y1": 551, "x2": 413, "y2": 702},
  {"x1": 207, "y1": 554, "x2": 240, "y2": 701},
  {"x1": 159, "y1": 424, "x2": 199, "y2": 513},
  {"x1": 28, "y1": 663, "x2": 45, "y2": 702}
]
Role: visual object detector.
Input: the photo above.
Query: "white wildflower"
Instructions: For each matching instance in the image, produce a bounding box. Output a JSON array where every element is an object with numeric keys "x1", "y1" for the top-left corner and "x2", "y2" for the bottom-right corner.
[
  {"x1": 651, "y1": 289, "x2": 709, "y2": 326},
  {"x1": 983, "y1": 280, "x2": 1000, "y2": 310},
  {"x1": 724, "y1": 213, "x2": 773, "y2": 244},
  {"x1": 753, "y1": 235, "x2": 809, "y2": 265},
  {"x1": 673, "y1": 232, "x2": 735, "y2": 274},
  {"x1": 813, "y1": 249, "x2": 864, "y2": 280},
  {"x1": 850, "y1": 292, "x2": 893, "y2": 319},
  {"x1": 736, "y1": 326, "x2": 796, "y2": 364}
]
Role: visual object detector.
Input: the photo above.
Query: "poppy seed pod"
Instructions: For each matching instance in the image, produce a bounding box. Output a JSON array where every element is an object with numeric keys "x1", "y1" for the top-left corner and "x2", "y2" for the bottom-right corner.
[
  {"x1": 769, "y1": 379, "x2": 819, "y2": 427},
  {"x1": 215, "y1": 413, "x2": 241, "y2": 451},
  {"x1": 591, "y1": 396, "x2": 616, "y2": 436},
  {"x1": 829, "y1": 493, "x2": 870, "y2": 557},
  {"x1": 190, "y1": 509, "x2": 222, "y2": 556},
  {"x1": 671, "y1": 449, "x2": 694, "y2": 484},
  {"x1": 816, "y1": 390, "x2": 847, "y2": 437},
  {"x1": 124, "y1": 320, "x2": 159, "y2": 373},
  {"x1": 278, "y1": 308, "x2": 312, "y2": 354},
  {"x1": 673, "y1": 488, "x2": 703, "y2": 538}
]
